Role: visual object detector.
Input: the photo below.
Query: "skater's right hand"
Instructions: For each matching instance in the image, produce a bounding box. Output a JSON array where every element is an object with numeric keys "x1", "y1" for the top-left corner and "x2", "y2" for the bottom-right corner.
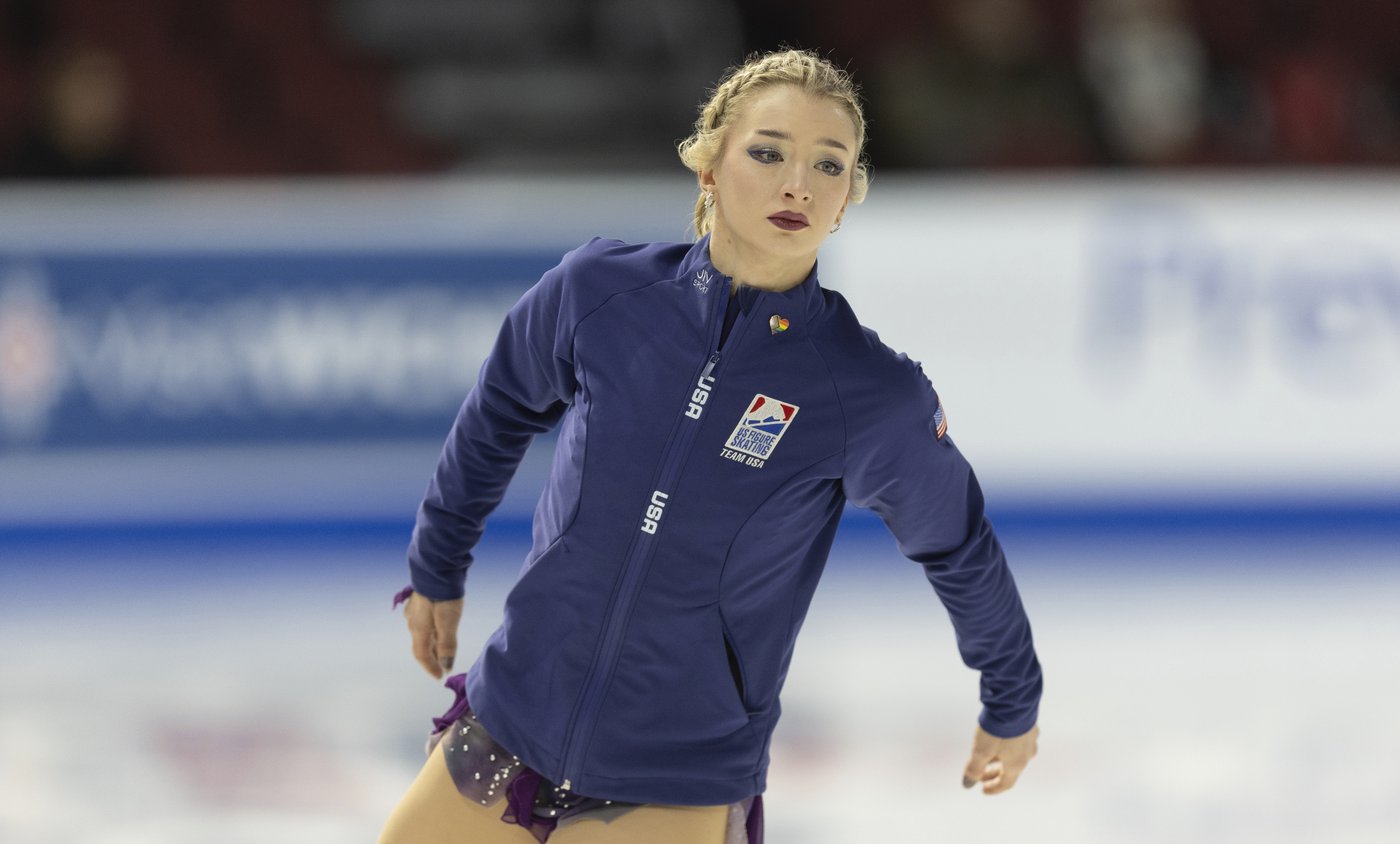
[{"x1": 403, "y1": 592, "x2": 464, "y2": 679}]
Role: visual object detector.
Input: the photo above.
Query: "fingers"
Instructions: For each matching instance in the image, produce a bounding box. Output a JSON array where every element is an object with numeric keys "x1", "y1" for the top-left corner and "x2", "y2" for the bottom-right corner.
[
  {"x1": 408, "y1": 610, "x2": 439, "y2": 683},
  {"x1": 980, "y1": 760, "x2": 1019, "y2": 795},
  {"x1": 405, "y1": 594, "x2": 444, "y2": 679},
  {"x1": 962, "y1": 753, "x2": 996, "y2": 791},
  {"x1": 982, "y1": 738, "x2": 1036, "y2": 795},
  {"x1": 432, "y1": 600, "x2": 464, "y2": 675},
  {"x1": 964, "y1": 724, "x2": 1039, "y2": 795},
  {"x1": 962, "y1": 726, "x2": 999, "y2": 790},
  {"x1": 403, "y1": 594, "x2": 466, "y2": 680},
  {"x1": 409, "y1": 628, "x2": 442, "y2": 679}
]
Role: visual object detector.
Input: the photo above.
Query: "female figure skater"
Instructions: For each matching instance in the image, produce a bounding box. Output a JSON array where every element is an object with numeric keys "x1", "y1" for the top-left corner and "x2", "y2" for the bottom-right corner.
[{"x1": 380, "y1": 49, "x2": 1042, "y2": 844}]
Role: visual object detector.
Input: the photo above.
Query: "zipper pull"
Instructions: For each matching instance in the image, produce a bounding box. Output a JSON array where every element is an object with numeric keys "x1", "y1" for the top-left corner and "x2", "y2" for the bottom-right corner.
[{"x1": 700, "y1": 352, "x2": 721, "y2": 380}]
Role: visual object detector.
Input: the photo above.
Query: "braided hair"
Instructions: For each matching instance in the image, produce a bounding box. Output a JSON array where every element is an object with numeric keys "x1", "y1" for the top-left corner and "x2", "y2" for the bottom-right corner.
[{"x1": 678, "y1": 49, "x2": 870, "y2": 239}]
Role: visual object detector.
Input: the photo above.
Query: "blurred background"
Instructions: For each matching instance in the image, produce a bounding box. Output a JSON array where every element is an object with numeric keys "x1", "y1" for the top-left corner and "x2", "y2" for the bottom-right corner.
[{"x1": 1, "y1": 1, "x2": 1397, "y2": 842}]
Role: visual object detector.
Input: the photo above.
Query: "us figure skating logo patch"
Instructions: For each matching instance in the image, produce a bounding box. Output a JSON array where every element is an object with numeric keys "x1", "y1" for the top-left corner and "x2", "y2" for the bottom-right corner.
[{"x1": 721, "y1": 394, "x2": 798, "y2": 469}]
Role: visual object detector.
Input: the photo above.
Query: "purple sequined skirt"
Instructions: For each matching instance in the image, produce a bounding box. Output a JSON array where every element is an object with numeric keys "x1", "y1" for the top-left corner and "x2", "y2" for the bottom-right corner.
[{"x1": 425, "y1": 673, "x2": 762, "y2": 844}]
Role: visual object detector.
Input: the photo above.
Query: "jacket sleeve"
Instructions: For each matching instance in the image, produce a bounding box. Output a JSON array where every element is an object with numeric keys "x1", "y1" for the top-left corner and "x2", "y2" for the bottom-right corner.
[
  {"x1": 842, "y1": 360, "x2": 1042, "y2": 738},
  {"x1": 406, "y1": 251, "x2": 579, "y2": 600}
]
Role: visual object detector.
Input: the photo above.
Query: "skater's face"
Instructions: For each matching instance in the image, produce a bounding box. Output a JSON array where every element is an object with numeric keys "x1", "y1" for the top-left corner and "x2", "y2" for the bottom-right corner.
[{"x1": 700, "y1": 85, "x2": 855, "y2": 262}]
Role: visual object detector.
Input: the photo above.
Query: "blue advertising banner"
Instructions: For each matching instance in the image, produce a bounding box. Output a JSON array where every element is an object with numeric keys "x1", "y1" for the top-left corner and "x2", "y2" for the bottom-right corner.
[{"x1": 0, "y1": 250, "x2": 560, "y2": 449}]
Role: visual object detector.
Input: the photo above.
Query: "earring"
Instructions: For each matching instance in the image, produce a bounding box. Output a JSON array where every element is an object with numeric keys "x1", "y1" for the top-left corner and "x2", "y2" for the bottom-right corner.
[
  {"x1": 830, "y1": 219, "x2": 842, "y2": 234},
  {"x1": 703, "y1": 192, "x2": 715, "y2": 210}
]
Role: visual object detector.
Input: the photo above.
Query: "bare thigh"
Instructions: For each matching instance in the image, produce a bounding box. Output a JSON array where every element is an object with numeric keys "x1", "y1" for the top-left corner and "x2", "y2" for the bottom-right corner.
[{"x1": 377, "y1": 741, "x2": 536, "y2": 844}]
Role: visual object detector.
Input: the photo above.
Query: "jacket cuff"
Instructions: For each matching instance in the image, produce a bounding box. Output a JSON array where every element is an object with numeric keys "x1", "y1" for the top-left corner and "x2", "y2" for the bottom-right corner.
[
  {"x1": 396, "y1": 577, "x2": 468, "y2": 604},
  {"x1": 978, "y1": 706, "x2": 1038, "y2": 739}
]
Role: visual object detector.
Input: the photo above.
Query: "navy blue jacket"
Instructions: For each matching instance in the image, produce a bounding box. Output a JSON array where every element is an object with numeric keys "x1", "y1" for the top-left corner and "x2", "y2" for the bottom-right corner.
[{"x1": 408, "y1": 235, "x2": 1042, "y2": 805}]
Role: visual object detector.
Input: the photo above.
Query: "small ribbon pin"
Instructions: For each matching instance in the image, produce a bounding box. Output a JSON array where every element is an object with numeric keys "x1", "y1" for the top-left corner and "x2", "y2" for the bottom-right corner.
[{"x1": 769, "y1": 315, "x2": 790, "y2": 334}]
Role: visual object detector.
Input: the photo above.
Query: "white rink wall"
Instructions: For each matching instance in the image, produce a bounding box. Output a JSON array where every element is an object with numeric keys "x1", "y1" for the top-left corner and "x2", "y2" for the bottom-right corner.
[{"x1": 825, "y1": 176, "x2": 1400, "y2": 499}]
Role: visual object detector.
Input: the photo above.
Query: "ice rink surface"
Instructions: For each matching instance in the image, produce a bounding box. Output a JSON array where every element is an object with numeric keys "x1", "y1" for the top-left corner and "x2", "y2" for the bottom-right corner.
[{"x1": 2, "y1": 526, "x2": 1398, "y2": 844}]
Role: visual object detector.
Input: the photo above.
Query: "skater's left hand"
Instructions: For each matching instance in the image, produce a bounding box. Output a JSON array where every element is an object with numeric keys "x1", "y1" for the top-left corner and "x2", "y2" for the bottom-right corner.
[{"x1": 962, "y1": 723, "x2": 1038, "y2": 795}]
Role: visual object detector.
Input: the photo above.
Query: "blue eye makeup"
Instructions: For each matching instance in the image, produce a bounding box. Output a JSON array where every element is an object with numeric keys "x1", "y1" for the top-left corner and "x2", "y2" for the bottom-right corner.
[{"x1": 749, "y1": 146, "x2": 848, "y2": 177}]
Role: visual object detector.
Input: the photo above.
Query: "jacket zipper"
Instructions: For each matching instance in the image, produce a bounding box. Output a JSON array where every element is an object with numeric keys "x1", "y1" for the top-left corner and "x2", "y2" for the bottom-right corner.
[
  {"x1": 701, "y1": 352, "x2": 720, "y2": 379},
  {"x1": 557, "y1": 275, "x2": 737, "y2": 790}
]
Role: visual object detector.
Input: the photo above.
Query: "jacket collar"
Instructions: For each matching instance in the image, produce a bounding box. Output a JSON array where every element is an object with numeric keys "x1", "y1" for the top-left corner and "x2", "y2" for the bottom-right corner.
[{"x1": 678, "y1": 234, "x2": 826, "y2": 322}]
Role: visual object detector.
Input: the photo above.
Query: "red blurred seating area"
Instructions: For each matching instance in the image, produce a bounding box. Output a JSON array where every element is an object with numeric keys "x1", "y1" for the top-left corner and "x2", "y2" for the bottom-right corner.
[
  {"x1": 2, "y1": 0, "x2": 1399, "y2": 178},
  {"x1": 0, "y1": 0, "x2": 446, "y2": 177}
]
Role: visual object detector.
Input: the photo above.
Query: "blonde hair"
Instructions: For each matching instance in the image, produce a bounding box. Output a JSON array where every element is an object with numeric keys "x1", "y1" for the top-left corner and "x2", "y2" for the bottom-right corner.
[{"x1": 677, "y1": 49, "x2": 870, "y2": 238}]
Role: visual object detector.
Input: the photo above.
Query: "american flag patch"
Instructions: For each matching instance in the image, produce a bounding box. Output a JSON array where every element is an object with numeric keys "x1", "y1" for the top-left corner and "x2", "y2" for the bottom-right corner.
[{"x1": 932, "y1": 402, "x2": 948, "y2": 440}]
